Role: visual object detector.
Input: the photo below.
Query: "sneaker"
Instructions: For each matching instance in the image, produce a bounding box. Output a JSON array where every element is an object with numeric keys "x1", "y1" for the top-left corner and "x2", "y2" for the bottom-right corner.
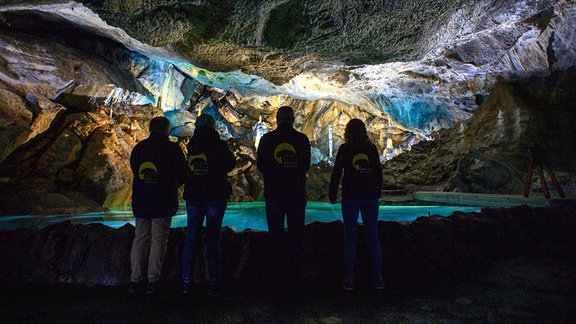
[
  {"x1": 208, "y1": 283, "x2": 230, "y2": 297},
  {"x1": 341, "y1": 280, "x2": 354, "y2": 291},
  {"x1": 182, "y1": 281, "x2": 192, "y2": 295},
  {"x1": 373, "y1": 279, "x2": 384, "y2": 290},
  {"x1": 146, "y1": 281, "x2": 161, "y2": 295},
  {"x1": 128, "y1": 281, "x2": 145, "y2": 294}
]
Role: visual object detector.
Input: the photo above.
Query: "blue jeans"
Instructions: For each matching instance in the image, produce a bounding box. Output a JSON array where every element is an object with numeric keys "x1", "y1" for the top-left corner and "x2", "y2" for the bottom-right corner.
[
  {"x1": 182, "y1": 199, "x2": 227, "y2": 283},
  {"x1": 265, "y1": 197, "x2": 306, "y2": 283},
  {"x1": 342, "y1": 199, "x2": 382, "y2": 281}
]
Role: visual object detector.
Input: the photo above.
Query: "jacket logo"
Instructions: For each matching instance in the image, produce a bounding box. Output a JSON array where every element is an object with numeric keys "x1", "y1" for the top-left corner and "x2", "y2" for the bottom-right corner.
[
  {"x1": 138, "y1": 161, "x2": 159, "y2": 183},
  {"x1": 352, "y1": 153, "x2": 371, "y2": 173},
  {"x1": 188, "y1": 153, "x2": 208, "y2": 175},
  {"x1": 274, "y1": 143, "x2": 298, "y2": 168}
]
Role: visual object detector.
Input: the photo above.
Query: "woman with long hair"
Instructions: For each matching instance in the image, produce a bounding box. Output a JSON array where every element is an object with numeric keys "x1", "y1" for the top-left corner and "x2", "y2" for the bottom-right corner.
[
  {"x1": 329, "y1": 118, "x2": 383, "y2": 291},
  {"x1": 182, "y1": 114, "x2": 236, "y2": 296}
]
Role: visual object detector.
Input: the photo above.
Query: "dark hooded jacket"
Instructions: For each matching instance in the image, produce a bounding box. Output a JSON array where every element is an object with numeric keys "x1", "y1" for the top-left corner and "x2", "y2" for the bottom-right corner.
[
  {"x1": 183, "y1": 126, "x2": 236, "y2": 202},
  {"x1": 329, "y1": 141, "x2": 382, "y2": 201},
  {"x1": 257, "y1": 123, "x2": 311, "y2": 199},
  {"x1": 130, "y1": 132, "x2": 188, "y2": 218}
]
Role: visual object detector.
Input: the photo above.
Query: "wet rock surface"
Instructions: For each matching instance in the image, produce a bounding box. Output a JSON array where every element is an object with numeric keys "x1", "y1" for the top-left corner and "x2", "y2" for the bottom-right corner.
[{"x1": 1, "y1": 206, "x2": 574, "y2": 287}]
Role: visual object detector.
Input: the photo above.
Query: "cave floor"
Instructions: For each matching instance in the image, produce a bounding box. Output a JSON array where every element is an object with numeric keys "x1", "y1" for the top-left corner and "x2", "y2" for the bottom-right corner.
[{"x1": 1, "y1": 257, "x2": 574, "y2": 323}]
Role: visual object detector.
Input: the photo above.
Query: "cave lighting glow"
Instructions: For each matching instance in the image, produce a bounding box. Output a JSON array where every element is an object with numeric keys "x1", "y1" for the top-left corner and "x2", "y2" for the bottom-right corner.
[{"x1": 0, "y1": 202, "x2": 482, "y2": 231}]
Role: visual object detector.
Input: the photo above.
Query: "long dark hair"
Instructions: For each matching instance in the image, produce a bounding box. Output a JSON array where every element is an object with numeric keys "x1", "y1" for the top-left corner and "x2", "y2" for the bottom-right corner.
[{"x1": 345, "y1": 118, "x2": 372, "y2": 151}]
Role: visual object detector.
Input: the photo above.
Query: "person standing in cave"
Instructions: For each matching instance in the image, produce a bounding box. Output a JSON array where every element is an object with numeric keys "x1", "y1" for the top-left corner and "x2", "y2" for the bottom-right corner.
[
  {"x1": 256, "y1": 106, "x2": 311, "y2": 290},
  {"x1": 182, "y1": 114, "x2": 236, "y2": 296},
  {"x1": 329, "y1": 118, "x2": 384, "y2": 291},
  {"x1": 129, "y1": 116, "x2": 188, "y2": 295}
]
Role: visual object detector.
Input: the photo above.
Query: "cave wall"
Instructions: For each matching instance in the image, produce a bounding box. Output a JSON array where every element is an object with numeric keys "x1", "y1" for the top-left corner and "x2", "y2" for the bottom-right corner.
[
  {"x1": 0, "y1": 1, "x2": 575, "y2": 215},
  {"x1": 382, "y1": 67, "x2": 576, "y2": 195},
  {"x1": 0, "y1": 19, "x2": 399, "y2": 215}
]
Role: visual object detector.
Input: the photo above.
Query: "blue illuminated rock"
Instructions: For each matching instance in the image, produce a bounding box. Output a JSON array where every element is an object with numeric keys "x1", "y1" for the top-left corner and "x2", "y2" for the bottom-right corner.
[{"x1": 0, "y1": 1, "x2": 575, "y2": 215}]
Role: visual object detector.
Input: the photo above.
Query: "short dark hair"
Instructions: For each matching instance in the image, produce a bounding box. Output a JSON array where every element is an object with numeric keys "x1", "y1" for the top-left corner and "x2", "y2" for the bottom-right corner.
[
  {"x1": 195, "y1": 114, "x2": 216, "y2": 129},
  {"x1": 345, "y1": 118, "x2": 370, "y2": 150},
  {"x1": 149, "y1": 116, "x2": 170, "y2": 135},
  {"x1": 276, "y1": 106, "x2": 295, "y2": 124}
]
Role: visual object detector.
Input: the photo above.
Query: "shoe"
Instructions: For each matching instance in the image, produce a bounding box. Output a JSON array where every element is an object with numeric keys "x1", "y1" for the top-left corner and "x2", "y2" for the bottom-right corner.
[
  {"x1": 208, "y1": 283, "x2": 230, "y2": 297},
  {"x1": 182, "y1": 281, "x2": 192, "y2": 294},
  {"x1": 341, "y1": 280, "x2": 354, "y2": 291},
  {"x1": 146, "y1": 281, "x2": 161, "y2": 295},
  {"x1": 128, "y1": 281, "x2": 145, "y2": 294},
  {"x1": 374, "y1": 279, "x2": 384, "y2": 290}
]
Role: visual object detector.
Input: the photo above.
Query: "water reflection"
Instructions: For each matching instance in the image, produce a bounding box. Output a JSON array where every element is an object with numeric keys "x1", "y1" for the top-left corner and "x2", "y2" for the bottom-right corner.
[{"x1": 0, "y1": 202, "x2": 481, "y2": 231}]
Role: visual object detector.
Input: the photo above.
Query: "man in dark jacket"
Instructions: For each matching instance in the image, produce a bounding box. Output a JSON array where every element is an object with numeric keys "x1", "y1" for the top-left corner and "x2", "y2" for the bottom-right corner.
[
  {"x1": 129, "y1": 116, "x2": 187, "y2": 295},
  {"x1": 182, "y1": 114, "x2": 236, "y2": 296},
  {"x1": 256, "y1": 106, "x2": 311, "y2": 288}
]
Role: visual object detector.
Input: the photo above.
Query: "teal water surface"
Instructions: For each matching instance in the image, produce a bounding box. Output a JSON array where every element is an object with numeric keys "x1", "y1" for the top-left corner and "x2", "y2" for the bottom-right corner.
[{"x1": 0, "y1": 202, "x2": 481, "y2": 231}]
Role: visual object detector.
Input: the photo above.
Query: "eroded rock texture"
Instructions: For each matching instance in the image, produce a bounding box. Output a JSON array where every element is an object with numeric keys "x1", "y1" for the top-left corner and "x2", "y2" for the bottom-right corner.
[
  {"x1": 0, "y1": 206, "x2": 574, "y2": 286},
  {"x1": 382, "y1": 67, "x2": 576, "y2": 195},
  {"x1": 0, "y1": 1, "x2": 575, "y2": 215}
]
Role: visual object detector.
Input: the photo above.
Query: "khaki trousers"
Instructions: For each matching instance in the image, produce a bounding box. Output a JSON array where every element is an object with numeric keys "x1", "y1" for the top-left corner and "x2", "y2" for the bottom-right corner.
[{"x1": 130, "y1": 217, "x2": 172, "y2": 283}]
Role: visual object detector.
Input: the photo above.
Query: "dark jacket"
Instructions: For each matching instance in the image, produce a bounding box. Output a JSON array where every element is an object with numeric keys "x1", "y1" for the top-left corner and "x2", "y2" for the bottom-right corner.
[
  {"x1": 329, "y1": 141, "x2": 382, "y2": 201},
  {"x1": 183, "y1": 126, "x2": 236, "y2": 202},
  {"x1": 130, "y1": 132, "x2": 188, "y2": 218},
  {"x1": 257, "y1": 123, "x2": 311, "y2": 199}
]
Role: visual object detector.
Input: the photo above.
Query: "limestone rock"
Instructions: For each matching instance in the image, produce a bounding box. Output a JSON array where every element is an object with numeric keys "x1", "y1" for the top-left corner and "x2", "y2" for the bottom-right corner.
[
  {"x1": 25, "y1": 94, "x2": 67, "y2": 144},
  {"x1": 0, "y1": 87, "x2": 33, "y2": 164},
  {"x1": 0, "y1": 0, "x2": 575, "y2": 216},
  {"x1": 306, "y1": 162, "x2": 333, "y2": 202},
  {"x1": 227, "y1": 140, "x2": 261, "y2": 201},
  {"x1": 450, "y1": 155, "x2": 516, "y2": 194},
  {"x1": 0, "y1": 206, "x2": 574, "y2": 286},
  {"x1": 76, "y1": 124, "x2": 133, "y2": 204},
  {"x1": 382, "y1": 68, "x2": 576, "y2": 196},
  {"x1": 165, "y1": 109, "x2": 196, "y2": 138}
]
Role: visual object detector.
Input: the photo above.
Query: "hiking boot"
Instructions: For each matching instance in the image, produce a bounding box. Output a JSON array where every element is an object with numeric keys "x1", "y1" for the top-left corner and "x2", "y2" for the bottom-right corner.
[
  {"x1": 341, "y1": 280, "x2": 354, "y2": 291},
  {"x1": 146, "y1": 281, "x2": 161, "y2": 296},
  {"x1": 128, "y1": 281, "x2": 145, "y2": 294},
  {"x1": 373, "y1": 279, "x2": 384, "y2": 290}
]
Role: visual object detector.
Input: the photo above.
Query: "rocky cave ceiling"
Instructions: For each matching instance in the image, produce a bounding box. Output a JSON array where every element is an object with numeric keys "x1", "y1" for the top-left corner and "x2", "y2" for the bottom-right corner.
[
  {"x1": 0, "y1": 0, "x2": 575, "y2": 214},
  {"x1": 0, "y1": 0, "x2": 575, "y2": 161}
]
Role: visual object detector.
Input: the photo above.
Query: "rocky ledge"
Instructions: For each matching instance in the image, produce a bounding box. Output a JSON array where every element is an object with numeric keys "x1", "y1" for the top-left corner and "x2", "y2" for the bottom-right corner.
[{"x1": 1, "y1": 205, "x2": 574, "y2": 287}]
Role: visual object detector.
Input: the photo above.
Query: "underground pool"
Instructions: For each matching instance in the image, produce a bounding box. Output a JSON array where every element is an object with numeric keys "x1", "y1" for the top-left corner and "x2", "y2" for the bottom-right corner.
[{"x1": 0, "y1": 202, "x2": 482, "y2": 231}]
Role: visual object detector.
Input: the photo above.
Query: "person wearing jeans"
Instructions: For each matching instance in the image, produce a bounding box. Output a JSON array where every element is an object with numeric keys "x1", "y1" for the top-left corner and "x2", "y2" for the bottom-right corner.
[
  {"x1": 329, "y1": 118, "x2": 384, "y2": 291},
  {"x1": 341, "y1": 199, "x2": 382, "y2": 289},
  {"x1": 182, "y1": 114, "x2": 236, "y2": 296},
  {"x1": 182, "y1": 199, "x2": 227, "y2": 290}
]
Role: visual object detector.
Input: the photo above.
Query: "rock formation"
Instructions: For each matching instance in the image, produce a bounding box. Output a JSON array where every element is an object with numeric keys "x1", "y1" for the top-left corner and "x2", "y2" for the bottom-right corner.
[
  {"x1": 0, "y1": 1, "x2": 575, "y2": 214},
  {"x1": 1, "y1": 206, "x2": 574, "y2": 286},
  {"x1": 382, "y1": 67, "x2": 576, "y2": 195}
]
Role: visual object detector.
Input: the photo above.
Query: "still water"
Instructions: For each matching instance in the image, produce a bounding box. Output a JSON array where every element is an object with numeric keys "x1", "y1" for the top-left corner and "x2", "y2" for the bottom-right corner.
[{"x1": 0, "y1": 202, "x2": 481, "y2": 231}]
